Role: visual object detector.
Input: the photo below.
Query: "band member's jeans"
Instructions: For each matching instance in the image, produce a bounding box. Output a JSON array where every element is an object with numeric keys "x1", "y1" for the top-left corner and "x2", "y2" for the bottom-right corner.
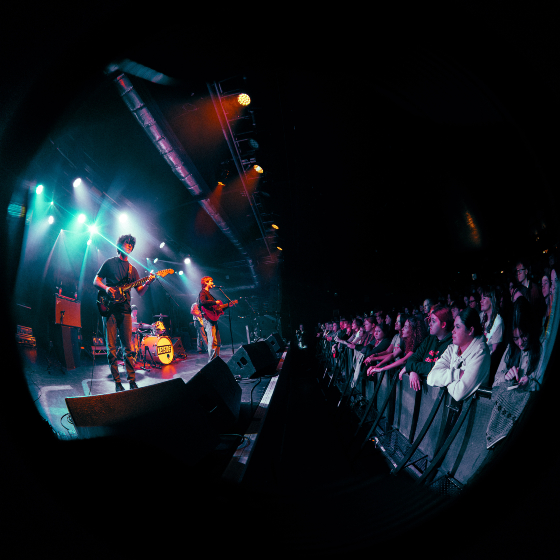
[
  {"x1": 103, "y1": 312, "x2": 135, "y2": 383},
  {"x1": 203, "y1": 318, "x2": 220, "y2": 361},
  {"x1": 196, "y1": 322, "x2": 208, "y2": 351}
]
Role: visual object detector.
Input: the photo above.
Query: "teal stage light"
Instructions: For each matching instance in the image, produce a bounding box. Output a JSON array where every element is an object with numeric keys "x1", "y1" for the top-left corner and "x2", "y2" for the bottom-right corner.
[
  {"x1": 78, "y1": 213, "x2": 86, "y2": 223},
  {"x1": 36, "y1": 184, "x2": 44, "y2": 194}
]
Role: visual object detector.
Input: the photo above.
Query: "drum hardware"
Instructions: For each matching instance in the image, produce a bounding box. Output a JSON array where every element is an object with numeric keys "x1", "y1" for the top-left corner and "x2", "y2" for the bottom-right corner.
[{"x1": 141, "y1": 335, "x2": 174, "y2": 366}]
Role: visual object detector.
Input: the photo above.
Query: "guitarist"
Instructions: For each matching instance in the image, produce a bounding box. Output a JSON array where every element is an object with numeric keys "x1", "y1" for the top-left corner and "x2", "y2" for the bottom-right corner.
[
  {"x1": 190, "y1": 302, "x2": 208, "y2": 353},
  {"x1": 93, "y1": 234, "x2": 155, "y2": 392},
  {"x1": 197, "y1": 276, "x2": 222, "y2": 362}
]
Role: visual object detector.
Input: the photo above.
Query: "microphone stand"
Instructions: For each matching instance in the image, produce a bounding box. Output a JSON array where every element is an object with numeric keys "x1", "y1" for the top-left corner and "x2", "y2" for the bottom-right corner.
[{"x1": 217, "y1": 287, "x2": 235, "y2": 354}]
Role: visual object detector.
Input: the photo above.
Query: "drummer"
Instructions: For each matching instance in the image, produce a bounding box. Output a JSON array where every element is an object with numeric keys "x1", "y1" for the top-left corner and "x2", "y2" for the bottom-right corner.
[{"x1": 131, "y1": 305, "x2": 139, "y2": 330}]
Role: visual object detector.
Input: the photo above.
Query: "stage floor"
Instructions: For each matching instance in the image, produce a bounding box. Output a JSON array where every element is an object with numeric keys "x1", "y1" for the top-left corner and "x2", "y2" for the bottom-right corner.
[{"x1": 17, "y1": 342, "x2": 273, "y2": 441}]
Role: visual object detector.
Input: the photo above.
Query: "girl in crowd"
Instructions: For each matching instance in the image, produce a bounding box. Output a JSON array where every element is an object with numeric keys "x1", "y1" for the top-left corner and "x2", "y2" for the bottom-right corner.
[
  {"x1": 427, "y1": 307, "x2": 491, "y2": 401},
  {"x1": 361, "y1": 321, "x2": 392, "y2": 359},
  {"x1": 493, "y1": 299, "x2": 543, "y2": 391},
  {"x1": 364, "y1": 312, "x2": 405, "y2": 367},
  {"x1": 336, "y1": 317, "x2": 364, "y2": 349},
  {"x1": 480, "y1": 286, "x2": 504, "y2": 354},
  {"x1": 366, "y1": 315, "x2": 426, "y2": 378},
  {"x1": 384, "y1": 311, "x2": 397, "y2": 339}
]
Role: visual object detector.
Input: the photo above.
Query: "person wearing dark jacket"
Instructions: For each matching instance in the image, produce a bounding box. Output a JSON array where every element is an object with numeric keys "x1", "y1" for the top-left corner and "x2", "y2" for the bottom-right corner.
[{"x1": 400, "y1": 304, "x2": 454, "y2": 391}]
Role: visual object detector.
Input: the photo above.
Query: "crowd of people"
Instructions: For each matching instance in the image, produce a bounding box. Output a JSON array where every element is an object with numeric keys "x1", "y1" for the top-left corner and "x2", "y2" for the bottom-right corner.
[{"x1": 311, "y1": 252, "x2": 558, "y2": 451}]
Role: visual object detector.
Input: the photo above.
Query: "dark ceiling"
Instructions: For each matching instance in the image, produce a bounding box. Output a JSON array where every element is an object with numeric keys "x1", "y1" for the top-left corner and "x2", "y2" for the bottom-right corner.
[{"x1": 2, "y1": 5, "x2": 559, "y2": 325}]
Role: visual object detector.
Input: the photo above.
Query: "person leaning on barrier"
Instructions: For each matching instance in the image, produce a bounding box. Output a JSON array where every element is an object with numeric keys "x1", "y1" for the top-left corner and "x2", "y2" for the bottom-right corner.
[
  {"x1": 427, "y1": 307, "x2": 491, "y2": 402},
  {"x1": 399, "y1": 304, "x2": 454, "y2": 391}
]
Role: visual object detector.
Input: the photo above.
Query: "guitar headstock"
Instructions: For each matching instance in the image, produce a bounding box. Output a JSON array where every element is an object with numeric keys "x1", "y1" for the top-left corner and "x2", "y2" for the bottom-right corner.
[{"x1": 157, "y1": 269, "x2": 174, "y2": 278}]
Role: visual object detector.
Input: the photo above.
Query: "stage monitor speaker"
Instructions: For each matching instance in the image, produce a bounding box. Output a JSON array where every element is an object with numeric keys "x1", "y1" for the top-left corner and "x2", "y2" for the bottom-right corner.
[
  {"x1": 185, "y1": 357, "x2": 242, "y2": 432},
  {"x1": 264, "y1": 332, "x2": 285, "y2": 355},
  {"x1": 54, "y1": 325, "x2": 81, "y2": 369},
  {"x1": 171, "y1": 337, "x2": 186, "y2": 358},
  {"x1": 55, "y1": 295, "x2": 81, "y2": 328},
  {"x1": 65, "y1": 378, "x2": 220, "y2": 467},
  {"x1": 227, "y1": 341, "x2": 277, "y2": 379}
]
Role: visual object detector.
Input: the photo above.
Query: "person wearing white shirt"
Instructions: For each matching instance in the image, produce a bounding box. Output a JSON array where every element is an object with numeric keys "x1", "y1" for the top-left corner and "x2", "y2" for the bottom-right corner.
[
  {"x1": 427, "y1": 307, "x2": 491, "y2": 401},
  {"x1": 479, "y1": 286, "x2": 504, "y2": 354}
]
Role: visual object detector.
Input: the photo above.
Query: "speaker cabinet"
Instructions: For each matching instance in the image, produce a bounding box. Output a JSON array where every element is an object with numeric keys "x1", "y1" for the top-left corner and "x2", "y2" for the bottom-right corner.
[
  {"x1": 65, "y1": 378, "x2": 220, "y2": 467},
  {"x1": 264, "y1": 332, "x2": 285, "y2": 355},
  {"x1": 227, "y1": 341, "x2": 277, "y2": 379},
  {"x1": 53, "y1": 325, "x2": 81, "y2": 369},
  {"x1": 185, "y1": 357, "x2": 241, "y2": 432},
  {"x1": 55, "y1": 295, "x2": 81, "y2": 328},
  {"x1": 171, "y1": 337, "x2": 186, "y2": 358}
]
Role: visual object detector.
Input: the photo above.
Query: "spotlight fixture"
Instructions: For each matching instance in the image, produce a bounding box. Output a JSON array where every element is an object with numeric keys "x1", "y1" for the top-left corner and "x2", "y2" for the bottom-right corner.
[
  {"x1": 237, "y1": 93, "x2": 251, "y2": 106},
  {"x1": 119, "y1": 213, "x2": 128, "y2": 223},
  {"x1": 35, "y1": 184, "x2": 44, "y2": 195},
  {"x1": 179, "y1": 271, "x2": 184, "y2": 275},
  {"x1": 160, "y1": 242, "x2": 165, "y2": 248},
  {"x1": 277, "y1": 246, "x2": 283, "y2": 251},
  {"x1": 78, "y1": 213, "x2": 86, "y2": 223},
  {"x1": 272, "y1": 224, "x2": 279, "y2": 230},
  {"x1": 87, "y1": 239, "x2": 91, "y2": 246},
  {"x1": 48, "y1": 216, "x2": 54, "y2": 224},
  {"x1": 154, "y1": 258, "x2": 158, "y2": 264},
  {"x1": 254, "y1": 165, "x2": 263, "y2": 174},
  {"x1": 50, "y1": 201, "x2": 54, "y2": 205},
  {"x1": 88, "y1": 225, "x2": 98, "y2": 234},
  {"x1": 249, "y1": 138, "x2": 259, "y2": 150},
  {"x1": 73, "y1": 178, "x2": 82, "y2": 188},
  {"x1": 184, "y1": 257, "x2": 191, "y2": 264}
]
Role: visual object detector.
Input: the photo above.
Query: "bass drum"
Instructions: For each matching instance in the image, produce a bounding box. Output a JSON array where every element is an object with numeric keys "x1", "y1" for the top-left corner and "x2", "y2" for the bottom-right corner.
[{"x1": 141, "y1": 335, "x2": 174, "y2": 365}]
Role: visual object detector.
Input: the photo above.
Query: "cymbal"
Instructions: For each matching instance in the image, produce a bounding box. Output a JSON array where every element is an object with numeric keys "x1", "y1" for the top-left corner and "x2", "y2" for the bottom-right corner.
[{"x1": 153, "y1": 314, "x2": 168, "y2": 318}]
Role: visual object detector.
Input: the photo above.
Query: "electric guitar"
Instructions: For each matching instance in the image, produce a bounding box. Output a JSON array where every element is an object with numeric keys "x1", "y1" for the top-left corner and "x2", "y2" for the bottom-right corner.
[
  {"x1": 201, "y1": 299, "x2": 238, "y2": 322},
  {"x1": 97, "y1": 269, "x2": 174, "y2": 317}
]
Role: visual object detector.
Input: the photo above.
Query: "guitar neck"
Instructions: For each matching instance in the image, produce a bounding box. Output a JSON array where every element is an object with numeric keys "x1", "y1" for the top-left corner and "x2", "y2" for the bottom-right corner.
[{"x1": 120, "y1": 275, "x2": 153, "y2": 293}]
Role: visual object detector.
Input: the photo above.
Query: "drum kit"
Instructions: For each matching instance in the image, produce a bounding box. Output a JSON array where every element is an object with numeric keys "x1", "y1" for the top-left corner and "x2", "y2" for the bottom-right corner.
[{"x1": 132, "y1": 313, "x2": 174, "y2": 366}]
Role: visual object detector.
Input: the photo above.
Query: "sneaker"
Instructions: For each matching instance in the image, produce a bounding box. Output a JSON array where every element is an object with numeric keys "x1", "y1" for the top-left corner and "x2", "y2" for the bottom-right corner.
[
  {"x1": 129, "y1": 381, "x2": 139, "y2": 389},
  {"x1": 115, "y1": 382, "x2": 125, "y2": 392}
]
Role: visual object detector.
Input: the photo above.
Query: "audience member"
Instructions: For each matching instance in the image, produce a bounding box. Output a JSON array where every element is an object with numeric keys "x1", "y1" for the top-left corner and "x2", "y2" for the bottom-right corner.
[
  {"x1": 427, "y1": 307, "x2": 491, "y2": 401},
  {"x1": 364, "y1": 312, "x2": 405, "y2": 366},
  {"x1": 367, "y1": 315, "x2": 427, "y2": 378},
  {"x1": 493, "y1": 299, "x2": 543, "y2": 391},
  {"x1": 399, "y1": 304, "x2": 454, "y2": 391},
  {"x1": 480, "y1": 286, "x2": 504, "y2": 354},
  {"x1": 468, "y1": 292, "x2": 481, "y2": 313}
]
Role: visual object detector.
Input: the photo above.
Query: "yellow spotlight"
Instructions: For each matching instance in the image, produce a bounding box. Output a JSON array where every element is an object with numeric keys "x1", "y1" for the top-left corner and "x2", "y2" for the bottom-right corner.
[
  {"x1": 272, "y1": 224, "x2": 279, "y2": 230},
  {"x1": 277, "y1": 246, "x2": 283, "y2": 251},
  {"x1": 237, "y1": 93, "x2": 251, "y2": 106},
  {"x1": 254, "y1": 165, "x2": 263, "y2": 174}
]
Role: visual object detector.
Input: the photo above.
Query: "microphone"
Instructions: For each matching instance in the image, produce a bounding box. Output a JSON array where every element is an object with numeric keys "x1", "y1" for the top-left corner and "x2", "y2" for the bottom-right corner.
[{"x1": 213, "y1": 285, "x2": 225, "y2": 288}]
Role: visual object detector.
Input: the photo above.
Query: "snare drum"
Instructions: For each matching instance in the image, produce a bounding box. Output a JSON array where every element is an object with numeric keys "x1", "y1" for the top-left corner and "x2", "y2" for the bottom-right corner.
[{"x1": 141, "y1": 335, "x2": 174, "y2": 365}]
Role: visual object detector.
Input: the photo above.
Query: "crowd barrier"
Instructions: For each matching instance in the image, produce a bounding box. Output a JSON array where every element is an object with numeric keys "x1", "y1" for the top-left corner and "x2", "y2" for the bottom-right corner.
[{"x1": 315, "y1": 296, "x2": 559, "y2": 496}]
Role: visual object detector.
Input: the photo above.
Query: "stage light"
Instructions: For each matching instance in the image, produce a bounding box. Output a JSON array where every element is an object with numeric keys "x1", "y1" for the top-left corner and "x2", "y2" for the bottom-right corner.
[
  {"x1": 50, "y1": 201, "x2": 54, "y2": 205},
  {"x1": 87, "y1": 239, "x2": 91, "y2": 245},
  {"x1": 35, "y1": 184, "x2": 44, "y2": 194},
  {"x1": 150, "y1": 269, "x2": 154, "y2": 274},
  {"x1": 237, "y1": 93, "x2": 251, "y2": 106},
  {"x1": 73, "y1": 178, "x2": 82, "y2": 188},
  {"x1": 78, "y1": 213, "x2": 86, "y2": 223},
  {"x1": 184, "y1": 257, "x2": 191, "y2": 264},
  {"x1": 88, "y1": 225, "x2": 98, "y2": 234},
  {"x1": 48, "y1": 216, "x2": 54, "y2": 224},
  {"x1": 153, "y1": 258, "x2": 158, "y2": 263},
  {"x1": 249, "y1": 138, "x2": 259, "y2": 149},
  {"x1": 272, "y1": 224, "x2": 279, "y2": 230},
  {"x1": 179, "y1": 271, "x2": 184, "y2": 275},
  {"x1": 159, "y1": 242, "x2": 165, "y2": 248},
  {"x1": 254, "y1": 165, "x2": 263, "y2": 174},
  {"x1": 277, "y1": 246, "x2": 283, "y2": 251},
  {"x1": 119, "y1": 213, "x2": 128, "y2": 223}
]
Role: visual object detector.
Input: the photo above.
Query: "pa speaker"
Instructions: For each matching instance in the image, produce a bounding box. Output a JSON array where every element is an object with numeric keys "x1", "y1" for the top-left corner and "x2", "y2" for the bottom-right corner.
[
  {"x1": 185, "y1": 357, "x2": 242, "y2": 432},
  {"x1": 264, "y1": 332, "x2": 285, "y2": 355},
  {"x1": 54, "y1": 325, "x2": 81, "y2": 369},
  {"x1": 227, "y1": 341, "x2": 277, "y2": 379},
  {"x1": 171, "y1": 337, "x2": 186, "y2": 358},
  {"x1": 65, "y1": 378, "x2": 220, "y2": 467}
]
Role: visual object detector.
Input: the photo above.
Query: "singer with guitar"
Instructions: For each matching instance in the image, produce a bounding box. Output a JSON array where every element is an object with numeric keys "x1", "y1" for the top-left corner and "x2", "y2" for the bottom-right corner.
[
  {"x1": 198, "y1": 276, "x2": 238, "y2": 362},
  {"x1": 93, "y1": 234, "x2": 155, "y2": 392}
]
